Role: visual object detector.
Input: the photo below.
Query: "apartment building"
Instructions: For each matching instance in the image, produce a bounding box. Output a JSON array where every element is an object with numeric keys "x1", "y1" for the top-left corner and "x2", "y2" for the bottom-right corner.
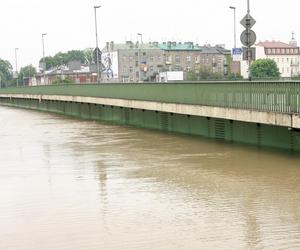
[
  {"x1": 102, "y1": 41, "x2": 231, "y2": 82},
  {"x1": 241, "y1": 36, "x2": 300, "y2": 78}
]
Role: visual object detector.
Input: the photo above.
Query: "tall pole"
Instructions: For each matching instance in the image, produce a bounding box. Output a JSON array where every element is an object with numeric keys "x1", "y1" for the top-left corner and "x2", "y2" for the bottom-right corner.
[
  {"x1": 137, "y1": 33, "x2": 143, "y2": 82},
  {"x1": 247, "y1": 0, "x2": 251, "y2": 80},
  {"x1": 42, "y1": 33, "x2": 47, "y2": 85},
  {"x1": 94, "y1": 5, "x2": 101, "y2": 83},
  {"x1": 15, "y1": 48, "x2": 19, "y2": 87},
  {"x1": 229, "y1": 6, "x2": 237, "y2": 49},
  {"x1": 247, "y1": 0, "x2": 250, "y2": 14}
]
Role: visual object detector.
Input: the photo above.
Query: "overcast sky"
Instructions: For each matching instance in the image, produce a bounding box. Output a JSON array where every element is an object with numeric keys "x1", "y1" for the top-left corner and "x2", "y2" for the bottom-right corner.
[{"x1": 1, "y1": 0, "x2": 299, "y2": 69}]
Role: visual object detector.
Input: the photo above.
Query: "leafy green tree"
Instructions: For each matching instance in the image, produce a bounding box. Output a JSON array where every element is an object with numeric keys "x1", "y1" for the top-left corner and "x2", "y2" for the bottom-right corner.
[
  {"x1": 187, "y1": 66, "x2": 224, "y2": 81},
  {"x1": 51, "y1": 76, "x2": 75, "y2": 85},
  {"x1": 0, "y1": 58, "x2": 13, "y2": 85},
  {"x1": 40, "y1": 50, "x2": 88, "y2": 70},
  {"x1": 250, "y1": 59, "x2": 280, "y2": 79},
  {"x1": 19, "y1": 65, "x2": 36, "y2": 80}
]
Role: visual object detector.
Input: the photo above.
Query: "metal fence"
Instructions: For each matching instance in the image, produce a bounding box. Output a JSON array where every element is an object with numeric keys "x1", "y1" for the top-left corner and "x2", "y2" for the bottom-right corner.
[{"x1": 0, "y1": 81, "x2": 300, "y2": 113}]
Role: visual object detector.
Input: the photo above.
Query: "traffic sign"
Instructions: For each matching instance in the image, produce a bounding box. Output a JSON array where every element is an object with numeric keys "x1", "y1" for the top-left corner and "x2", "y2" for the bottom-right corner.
[
  {"x1": 240, "y1": 14, "x2": 256, "y2": 29},
  {"x1": 240, "y1": 30, "x2": 257, "y2": 47},
  {"x1": 232, "y1": 48, "x2": 243, "y2": 55},
  {"x1": 93, "y1": 47, "x2": 102, "y2": 63},
  {"x1": 242, "y1": 47, "x2": 256, "y2": 61}
]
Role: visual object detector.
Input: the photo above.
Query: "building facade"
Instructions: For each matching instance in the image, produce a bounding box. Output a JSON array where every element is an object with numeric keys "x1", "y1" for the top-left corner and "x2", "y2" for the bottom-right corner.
[
  {"x1": 102, "y1": 41, "x2": 232, "y2": 82},
  {"x1": 241, "y1": 37, "x2": 300, "y2": 78}
]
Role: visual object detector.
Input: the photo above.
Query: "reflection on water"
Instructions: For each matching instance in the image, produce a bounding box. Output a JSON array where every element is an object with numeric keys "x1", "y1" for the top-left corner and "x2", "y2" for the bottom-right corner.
[{"x1": 0, "y1": 106, "x2": 300, "y2": 250}]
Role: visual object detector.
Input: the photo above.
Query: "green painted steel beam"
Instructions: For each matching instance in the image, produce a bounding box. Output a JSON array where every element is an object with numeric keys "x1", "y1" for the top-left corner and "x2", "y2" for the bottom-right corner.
[{"x1": 0, "y1": 81, "x2": 300, "y2": 113}]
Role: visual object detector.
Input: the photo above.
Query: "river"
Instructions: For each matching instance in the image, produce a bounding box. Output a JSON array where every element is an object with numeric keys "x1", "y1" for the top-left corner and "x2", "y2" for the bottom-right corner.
[{"x1": 0, "y1": 106, "x2": 300, "y2": 250}]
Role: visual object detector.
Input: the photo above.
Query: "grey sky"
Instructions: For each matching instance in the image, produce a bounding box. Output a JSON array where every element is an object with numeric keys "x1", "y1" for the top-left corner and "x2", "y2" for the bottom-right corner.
[{"x1": 0, "y1": 0, "x2": 299, "y2": 69}]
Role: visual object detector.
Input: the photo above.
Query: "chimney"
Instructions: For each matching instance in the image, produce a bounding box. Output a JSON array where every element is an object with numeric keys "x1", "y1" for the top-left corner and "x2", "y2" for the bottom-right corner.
[{"x1": 110, "y1": 41, "x2": 114, "y2": 51}]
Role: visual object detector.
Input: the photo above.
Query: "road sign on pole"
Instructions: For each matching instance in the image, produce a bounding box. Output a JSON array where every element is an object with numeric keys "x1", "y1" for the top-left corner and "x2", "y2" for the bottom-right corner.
[
  {"x1": 242, "y1": 47, "x2": 256, "y2": 61},
  {"x1": 240, "y1": 14, "x2": 256, "y2": 29},
  {"x1": 240, "y1": 30, "x2": 257, "y2": 47}
]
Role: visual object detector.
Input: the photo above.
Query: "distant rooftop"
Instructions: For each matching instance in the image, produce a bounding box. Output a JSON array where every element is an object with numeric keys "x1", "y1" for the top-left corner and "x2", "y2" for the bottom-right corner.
[
  {"x1": 102, "y1": 41, "x2": 159, "y2": 52},
  {"x1": 102, "y1": 41, "x2": 230, "y2": 54},
  {"x1": 154, "y1": 42, "x2": 202, "y2": 51},
  {"x1": 256, "y1": 41, "x2": 297, "y2": 48}
]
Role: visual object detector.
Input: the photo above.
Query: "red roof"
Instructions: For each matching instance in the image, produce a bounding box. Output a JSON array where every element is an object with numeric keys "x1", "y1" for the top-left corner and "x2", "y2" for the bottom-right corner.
[{"x1": 256, "y1": 41, "x2": 296, "y2": 48}]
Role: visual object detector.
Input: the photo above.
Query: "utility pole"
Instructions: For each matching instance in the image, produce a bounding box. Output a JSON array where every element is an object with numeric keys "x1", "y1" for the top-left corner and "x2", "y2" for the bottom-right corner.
[
  {"x1": 137, "y1": 33, "x2": 143, "y2": 82},
  {"x1": 42, "y1": 33, "x2": 47, "y2": 85},
  {"x1": 15, "y1": 48, "x2": 19, "y2": 87},
  {"x1": 94, "y1": 5, "x2": 101, "y2": 83},
  {"x1": 229, "y1": 6, "x2": 237, "y2": 49},
  {"x1": 247, "y1": 0, "x2": 251, "y2": 80},
  {"x1": 240, "y1": 0, "x2": 256, "y2": 81}
]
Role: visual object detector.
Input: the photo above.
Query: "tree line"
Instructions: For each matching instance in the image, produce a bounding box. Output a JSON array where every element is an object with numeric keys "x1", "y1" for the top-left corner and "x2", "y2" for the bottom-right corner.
[{"x1": 0, "y1": 49, "x2": 93, "y2": 87}]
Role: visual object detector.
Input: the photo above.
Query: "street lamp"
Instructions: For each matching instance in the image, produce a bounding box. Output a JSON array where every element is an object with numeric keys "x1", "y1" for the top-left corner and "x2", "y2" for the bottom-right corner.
[
  {"x1": 42, "y1": 33, "x2": 47, "y2": 85},
  {"x1": 137, "y1": 33, "x2": 143, "y2": 82},
  {"x1": 15, "y1": 48, "x2": 19, "y2": 87},
  {"x1": 229, "y1": 6, "x2": 237, "y2": 50},
  {"x1": 94, "y1": 5, "x2": 101, "y2": 83}
]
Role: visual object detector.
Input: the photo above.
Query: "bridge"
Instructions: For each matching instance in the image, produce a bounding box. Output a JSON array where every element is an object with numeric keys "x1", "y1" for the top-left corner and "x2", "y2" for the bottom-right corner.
[{"x1": 1, "y1": 81, "x2": 300, "y2": 152}]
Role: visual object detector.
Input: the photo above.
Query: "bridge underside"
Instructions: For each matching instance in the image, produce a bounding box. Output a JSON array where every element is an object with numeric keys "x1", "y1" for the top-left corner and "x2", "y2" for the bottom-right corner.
[{"x1": 1, "y1": 95, "x2": 299, "y2": 152}]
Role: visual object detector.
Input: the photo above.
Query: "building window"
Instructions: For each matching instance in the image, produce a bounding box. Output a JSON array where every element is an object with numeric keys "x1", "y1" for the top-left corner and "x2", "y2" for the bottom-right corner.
[
  {"x1": 157, "y1": 56, "x2": 161, "y2": 62},
  {"x1": 129, "y1": 67, "x2": 133, "y2": 73},
  {"x1": 150, "y1": 56, "x2": 154, "y2": 62},
  {"x1": 281, "y1": 49, "x2": 285, "y2": 54},
  {"x1": 135, "y1": 52, "x2": 138, "y2": 56},
  {"x1": 143, "y1": 52, "x2": 146, "y2": 56},
  {"x1": 195, "y1": 56, "x2": 200, "y2": 63},
  {"x1": 186, "y1": 56, "x2": 191, "y2": 62},
  {"x1": 150, "y1": 66, "x2": 154, "y2": 72},
  {"x1": 175, "y1": 55, "x2": 181, "y2": 63},
  {"x1": 129, "y1": 56, "x2": 133, "y2": 62},
  {"x1": 136, "y1": 71, "x2": 139, "y2": 78},
  {"x1": 287, "y1": 58, "x2": 289, "y2": 62}
]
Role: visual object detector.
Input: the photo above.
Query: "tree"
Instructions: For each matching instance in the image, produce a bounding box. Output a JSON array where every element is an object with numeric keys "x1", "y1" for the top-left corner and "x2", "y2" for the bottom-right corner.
[
  {"x1": 187, "y1": 66, "x2": 224, "y2": 81},
  {"x1": 19, "y1": 65, "x2": 37, "y2": 79},
  {"x1": 39, "y1": 50, "x2": 88, "y2": 70},
  {"x1": 250, "y1": 59, "x2": 280, "y2": 79},
  {"x1": 0, "y1": 58, "x2": 13, "y2": 85}
]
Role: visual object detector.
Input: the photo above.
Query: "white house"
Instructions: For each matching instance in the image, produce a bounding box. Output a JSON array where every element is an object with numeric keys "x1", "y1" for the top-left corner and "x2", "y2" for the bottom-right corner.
[{"x1": 241, "y1": 36, "x2": 300, "y2": 78}]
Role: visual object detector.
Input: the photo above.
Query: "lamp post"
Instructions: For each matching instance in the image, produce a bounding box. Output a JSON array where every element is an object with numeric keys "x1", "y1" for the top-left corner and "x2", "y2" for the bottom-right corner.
[
  {"x1": 137, "y1": 33, "x2": 143, "y2": 82},
  {"x1": 94, "y1": 5, "x2": 101, "y2": 83},
  {"x1": 42, "y1": 33, "x2": 47, "y2": 85},
  {"x1": 15, "y1": 48, "x2": 19, "y2": 87},
  {"x1": 229, "y1": 6, "x2": 237, "y2": 50}
]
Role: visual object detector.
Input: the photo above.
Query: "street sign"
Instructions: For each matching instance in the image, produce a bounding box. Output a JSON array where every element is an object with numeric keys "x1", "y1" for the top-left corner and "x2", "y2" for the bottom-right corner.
[
  {"x1": 242, "y1": 47, "x2": 256, "y2": 61},
  {"x1": 232, "y1": 48, "x2": 243, "y2": 55},
  {"x1": 240, "y1": 14, "x2": 256, "y2": 29},
  {"x1": 93, "y1": 47, "x2": 102, "y2": 63},
  {"x1": 240, "y1": 30, "x2": 257, "y2": 47}
]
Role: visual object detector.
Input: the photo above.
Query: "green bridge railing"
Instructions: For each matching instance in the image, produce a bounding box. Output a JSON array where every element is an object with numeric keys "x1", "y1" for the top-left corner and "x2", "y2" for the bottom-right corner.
[{"x1": 0, "y1": 81, "x2": 300, "y2": 113}]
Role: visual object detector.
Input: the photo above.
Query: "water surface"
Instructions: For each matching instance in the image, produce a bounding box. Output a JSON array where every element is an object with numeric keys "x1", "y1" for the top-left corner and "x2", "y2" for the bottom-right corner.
[{"x1": 0, "y1": 106, "x2": 300, "y2": 250}]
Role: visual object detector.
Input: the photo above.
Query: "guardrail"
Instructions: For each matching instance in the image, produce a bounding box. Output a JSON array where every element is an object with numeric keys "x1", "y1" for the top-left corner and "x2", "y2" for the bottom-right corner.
[{"x1": 0, "y1": 81, "x2": 300, "y2": 113}]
